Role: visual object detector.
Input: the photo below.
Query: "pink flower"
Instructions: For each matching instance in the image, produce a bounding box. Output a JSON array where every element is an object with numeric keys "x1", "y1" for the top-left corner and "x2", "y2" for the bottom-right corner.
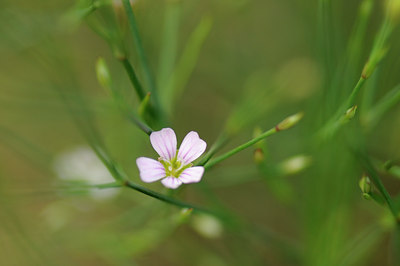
[{"x1": 136, "y1": 128, "x2": 207, "y2": 189}]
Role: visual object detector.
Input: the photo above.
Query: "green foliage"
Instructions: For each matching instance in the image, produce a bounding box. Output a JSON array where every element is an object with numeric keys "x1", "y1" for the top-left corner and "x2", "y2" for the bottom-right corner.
[{"x1": 1, "y1": 0, "x2": 400, "y2": 265}]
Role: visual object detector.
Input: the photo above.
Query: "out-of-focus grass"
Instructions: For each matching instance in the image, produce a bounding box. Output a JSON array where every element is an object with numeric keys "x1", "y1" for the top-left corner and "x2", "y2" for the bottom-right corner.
[{"x1": 1, "y1": 0, "x2": 400, "y2": 265}]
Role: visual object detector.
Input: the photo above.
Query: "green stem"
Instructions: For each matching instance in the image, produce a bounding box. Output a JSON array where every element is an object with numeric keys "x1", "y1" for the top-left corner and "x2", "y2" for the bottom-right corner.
[
  {"x1": 87, "y1": 181, "x2": 123, "y2": 189},
  {"x1": 122, "y1": 0, "x2": 167, "y2": 125},
  {"x1": 343, "y1": 0, "x2": 373, "y2": 87},
  {"x1": 319, "y1": 4, "x2": 394, "y2": 138},
  {"x1": 57, "y1": 182, "x2": 123, "y2": 192},
  {"x1": 204, "y1": 128, "x2": 277, "y2": 170},
  {"x1": 123, "y1": 180, "x2": 219, "y2": 216},
  {"x1": 125, "y1": 112, "x2": 153, "y2": 135},
  {"x1": 334, "y1": 77, "x2": 365, "y2": 121},
  {"x1": 122, "y1": 0, "x2": 157, "y2": 97},
  {"x1": 101, "y1": 59, "x2": 153, "y2": 135},
  {"x1": 198, "y1": 133, "x2": 230, "y2": 166},
  {"x1": 345, "y1": 77, "x2": 366, "y2": 110},
  {"x1": 116, "y1": 98, "x2": 154, "y2": 135},
  {"x1": 120, "y1": 57, "x2": 146, "y2": 100},
  {"x1": 358, "y1": 152, "x2": 399, "y2": 223},
  {"x1": 318, "y1": 77, "x2": 365, "y2": 139}
]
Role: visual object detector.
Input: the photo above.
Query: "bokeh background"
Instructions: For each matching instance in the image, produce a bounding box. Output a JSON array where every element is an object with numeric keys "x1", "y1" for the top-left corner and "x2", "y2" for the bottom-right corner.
[{"x1": 1, "y1": 0, "x2": 400, "y2": 265}]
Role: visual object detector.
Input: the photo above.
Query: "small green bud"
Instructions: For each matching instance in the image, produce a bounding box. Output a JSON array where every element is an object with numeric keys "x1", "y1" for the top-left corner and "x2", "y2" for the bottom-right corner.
[
  {"x1": 275, "y1": 112, "x2": 304, "y2": 131},
  {"x1": 362, "y1": 193, "x2": 371, "y2": 200},
  {"x1": 96, "y1": 57, "x2": 111, "y2": 90},
  {"x1": 359, "y1": 175, "x2": 372, "y2": 196},
  {"x1": 345, "y1": 105, "x2": 357, "y2": 120},
  {"x1": 177, "y1": 208, "x2": 193, "y2": 224}
]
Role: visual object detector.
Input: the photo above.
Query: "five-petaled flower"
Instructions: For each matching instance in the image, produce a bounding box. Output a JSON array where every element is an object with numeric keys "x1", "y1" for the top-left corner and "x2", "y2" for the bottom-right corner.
[{"x1": 136, "y1": 128, "x2": 207, "y2": 189}]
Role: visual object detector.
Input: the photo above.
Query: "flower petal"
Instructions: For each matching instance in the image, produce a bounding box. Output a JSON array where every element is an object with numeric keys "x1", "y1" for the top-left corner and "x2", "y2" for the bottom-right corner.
[
  {"x1": 150, "y1": 128, "x2": 177, "y2": 161},
  {"x1": 177, "y1": 131, "x2": 207, "y2": 164},
  {"x1": 179, "y1": 166, "x2": 204, "y2": 184},
  {"x1": 136, "y1": 157, "x2": 166, "y2": 183},
  {"x1": 161, "y1": 176, "x2": 182, "y2": 189}
]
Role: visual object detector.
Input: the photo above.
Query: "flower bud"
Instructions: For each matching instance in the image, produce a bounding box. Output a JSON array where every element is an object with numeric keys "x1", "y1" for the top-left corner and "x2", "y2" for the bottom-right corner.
[
  {"x1": 275, "y1": 112, "x2": 304, "y2": 131},
  {"x1": 176, "y1": 208, "x2": 193, "y2": 224},
  {"x1": 96, "y1": 57, "x2": 112, "y2": 91},
  {"x1": 345, "y1": 105, "x2": 357, "y2": 120},
  {"x1": 359, "y1": 175, "x2": 372, "y2": 199}
]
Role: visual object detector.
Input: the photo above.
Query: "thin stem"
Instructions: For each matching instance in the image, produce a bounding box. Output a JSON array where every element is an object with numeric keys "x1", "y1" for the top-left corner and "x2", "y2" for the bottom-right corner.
[
  {"x1": 117, "y1": 100, "x2": 154, "y2": 135},
  {"x1": 204, "y1": 128, "x2": 277, "y2": 170},
  {"x1": 344, "y1": 77, "x2": 366, "y2": 111},
  {"x1": 319, "y1": 4, "x2": 394, "y2": 138},
  {"x1": 343, "y1": 0, "x2": 373, "y2": 87},
  {"x1": 122, "y1": 0, "x2": 157, "y2": 96},
  {"x1": 120, "y1": 57, "x2": 146, "y2": 100},
  {"x1": 123, "y1": 180, "x2": 220, "y2": 216},
  {"x1": 334, "y1": 77, "x2": 365, "y2": 121},
  {"x1": 197, "y1": 133, "x2": 230, "y2": 166},
  {"x1": 87, "y1": 181, "x2": 123, "y2": 189},
  {"x1": 125, "y1": 112, "x2": 153, "y2": 135},
  {"x1": 357, "y1": 152, "x2": 399, "y2": 223},
  {"x1": 318, "y1": 77, "x2": 366, "y2": 139},
  {"x1": 122, "y1": 0, "x2": 168, "y2": 126}
]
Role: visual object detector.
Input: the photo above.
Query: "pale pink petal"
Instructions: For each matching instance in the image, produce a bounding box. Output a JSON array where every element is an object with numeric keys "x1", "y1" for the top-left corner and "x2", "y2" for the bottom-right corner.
[
  {"x1": 136, "y1": 157, "x2": 166, "y2": 183},
  {"x1": 177, "y1": 131, "x2": 207, "y2": 164},
  {"x1": 150, "y1": 128, "x2": 177, "y2": 160},
  {"x1": 161, "y1": 176, "x2": 182, "y2": 189},
  {"x1": 179, "y1": 166, "x2": 204, "y2": 184}
]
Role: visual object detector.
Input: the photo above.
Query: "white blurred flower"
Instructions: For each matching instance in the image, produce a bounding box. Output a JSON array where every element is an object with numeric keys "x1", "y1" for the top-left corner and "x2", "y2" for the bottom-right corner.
[
  {"x1": 279, "y1": 155, "x2": 312, "y2": 175},
  {"x1": 191, "y1": 214, "x2": 223, "y2": 239},
  {"x1": 53, "y1": 146, "x2": 119, "y2": 200}
]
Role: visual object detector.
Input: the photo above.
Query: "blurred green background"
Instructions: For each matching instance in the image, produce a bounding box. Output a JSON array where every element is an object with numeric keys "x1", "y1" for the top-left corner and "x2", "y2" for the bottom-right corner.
[{"x1": 1, "y1": 0, "x2": 400, "y2": 265}]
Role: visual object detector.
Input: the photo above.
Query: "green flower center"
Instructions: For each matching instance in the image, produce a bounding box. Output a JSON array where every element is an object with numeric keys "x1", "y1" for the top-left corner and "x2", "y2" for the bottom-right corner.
[{"x1": 159, "y1": 155, "x2": 192, "y2": 178}]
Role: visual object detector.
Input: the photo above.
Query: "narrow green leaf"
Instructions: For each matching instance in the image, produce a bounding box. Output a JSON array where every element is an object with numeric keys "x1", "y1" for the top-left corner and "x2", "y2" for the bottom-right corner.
[{"x1": 161, "y1": 16, "x2": 213, "y2": 113}]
